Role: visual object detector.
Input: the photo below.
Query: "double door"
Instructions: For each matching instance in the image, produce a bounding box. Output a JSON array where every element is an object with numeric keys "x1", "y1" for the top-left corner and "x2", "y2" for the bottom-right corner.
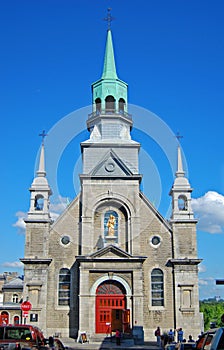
[{"x1": 96, "y1": 294, "x2": 130, "y2": 334}]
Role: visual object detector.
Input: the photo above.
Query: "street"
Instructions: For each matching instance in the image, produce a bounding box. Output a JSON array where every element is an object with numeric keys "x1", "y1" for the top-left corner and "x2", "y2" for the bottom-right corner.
[{"x1": 62, "y1": 337, "x2": 159, "y2": 350}]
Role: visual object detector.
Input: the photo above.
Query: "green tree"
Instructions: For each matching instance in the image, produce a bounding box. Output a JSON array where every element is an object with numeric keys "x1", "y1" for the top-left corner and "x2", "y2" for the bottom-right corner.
[{"x1": 200, "y1": 301, "x2": 224, "y2": 330}]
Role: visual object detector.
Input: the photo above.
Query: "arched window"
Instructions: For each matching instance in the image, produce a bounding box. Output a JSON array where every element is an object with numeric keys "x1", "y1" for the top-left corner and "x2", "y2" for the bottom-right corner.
[
  {"x1": 0, "y1": 311, "x2": 9, "y2": 325},
  {"x1": 34, "y1": 195, "x2": 44, "y2": 211},
  {"x1": 12, "y1": 293, "x2": 19, "y2": 303},
  {"x1": 97, "y1": 280, "x2": 126, "y2": 295},
  {"x1": 14, "y1": 316, "x2": 20, "y2": 324},
  {"x1": 151, "y1": 268, "x2": 164, "y2": 306},
  {"x1": 95, "y1": 98, "x2": 101, "y2": 114},
  {"x1": 105, "y1": 95, "x2": 115, "y2": 112},
  {"x1": 119, "y1": 98, "x2": 125, "y2": 113},
  {"x1": 58, "y1": 268, "x2": 71, "y2": 306},
  {"x1": 178, "y1": 195, "x2": 188, "y2": 211}
]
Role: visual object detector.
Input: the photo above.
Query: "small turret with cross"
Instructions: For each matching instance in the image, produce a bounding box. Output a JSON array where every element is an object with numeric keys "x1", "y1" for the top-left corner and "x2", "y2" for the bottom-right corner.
[{"x1": 26, "y1": 130, "x2": 52, "y2": 220}]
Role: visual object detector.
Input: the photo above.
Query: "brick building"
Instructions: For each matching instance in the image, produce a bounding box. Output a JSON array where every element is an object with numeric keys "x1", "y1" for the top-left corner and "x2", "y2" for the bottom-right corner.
[{"x1": 20, "y1": 28, "x2": 202, "y2": 340}]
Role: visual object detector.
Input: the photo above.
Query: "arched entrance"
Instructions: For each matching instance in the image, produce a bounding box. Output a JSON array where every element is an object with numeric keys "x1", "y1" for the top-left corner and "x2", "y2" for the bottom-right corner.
[
  {"x1": 14, "y1": 315, "x2": 20, "y2": 324},
  {"x1": 95, "y1": 280, "x2": 130, "y2": 334},
  {"x1": 0, "y1": 311, "x2": 9, "y2": 325}
]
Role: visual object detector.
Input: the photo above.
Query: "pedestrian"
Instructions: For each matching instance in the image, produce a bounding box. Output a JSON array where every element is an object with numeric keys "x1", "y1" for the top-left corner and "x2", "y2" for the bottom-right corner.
[
  {"x1": 168, "y1": 329, "x2": 174, "y2": 343},
  {"x1": 48, "y1": 336, "x2": 55, "y2": 350},
  {"x1": 161, "y1": 334, "x2": 169, "y2": 349},
  {"x1": 188, "y1": 335, "x2": 195, "y2": 343},
  {"x1": 115, "y1": 329, "x2": 121, "y2": 346},
  {"x1": 155, "y1": 326, "x2": 161, "y2": 347},
  {"x1": 177, "y1": 328, "x2": 184, "y2": 343}
]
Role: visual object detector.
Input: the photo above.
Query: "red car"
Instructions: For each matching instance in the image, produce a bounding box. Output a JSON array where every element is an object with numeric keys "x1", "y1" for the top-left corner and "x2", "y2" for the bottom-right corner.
[{"x1": 0, "y1": 324, "x2": 46, "y2": 350}]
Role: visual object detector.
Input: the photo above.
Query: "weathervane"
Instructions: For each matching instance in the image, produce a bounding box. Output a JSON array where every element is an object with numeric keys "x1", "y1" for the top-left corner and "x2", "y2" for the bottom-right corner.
[
  {"x1": 104, "y1": 8, "x2": 115, "y2": 30},
  {"x1": 39, "y1": 130, "x2": 48, "y2": 145}
]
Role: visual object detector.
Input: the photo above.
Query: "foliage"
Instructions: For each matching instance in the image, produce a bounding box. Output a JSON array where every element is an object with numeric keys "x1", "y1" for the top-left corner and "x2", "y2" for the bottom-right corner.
[{"x1": 200, "y1": 301, "x2": 224, "y2": 330}]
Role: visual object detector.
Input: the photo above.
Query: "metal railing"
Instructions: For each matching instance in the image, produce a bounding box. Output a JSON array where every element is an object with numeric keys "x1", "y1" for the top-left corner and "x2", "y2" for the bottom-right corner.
[{"x1": 88, "y1": 109, "x2": 132, "y2": 120}]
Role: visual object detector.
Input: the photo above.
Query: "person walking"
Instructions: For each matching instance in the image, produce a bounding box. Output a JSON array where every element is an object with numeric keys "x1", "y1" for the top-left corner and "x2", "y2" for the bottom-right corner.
[
  {"x1": 168, "y1": 329, "x2": 174, "y2": 343},
  {"x1": 177, "y1": 328, "x2": 184, "y2": 342},
  {"x1": 115, "y1": 329, "x2": 121, "y2": 346},
  {"x1": 155, "y1": 326, "x2": 161, "y2": 347},
  {"x1": 48, "y1": 336, "x2": 55, "y2": 350}
]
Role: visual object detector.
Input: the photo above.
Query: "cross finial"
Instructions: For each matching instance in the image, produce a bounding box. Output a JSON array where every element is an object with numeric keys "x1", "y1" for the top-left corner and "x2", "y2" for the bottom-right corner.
[
  {"x1": 176, "y1": 131, "x2": 183, "y2": 143},
  {"x1": 39, "y1": 130, "x2": 48, "y2": 145},
  {"x1": 104, "y1": 8, "x2": 115, "y2": 30}
]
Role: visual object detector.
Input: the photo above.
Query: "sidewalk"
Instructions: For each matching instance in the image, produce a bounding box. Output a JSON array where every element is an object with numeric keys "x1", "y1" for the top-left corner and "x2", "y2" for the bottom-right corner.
[{"x1": 61, "y1": 337, "x2": 159, "y2": 350}]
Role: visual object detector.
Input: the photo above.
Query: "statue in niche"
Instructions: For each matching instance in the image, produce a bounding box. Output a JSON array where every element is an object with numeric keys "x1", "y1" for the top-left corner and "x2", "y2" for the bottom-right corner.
[{"x1": 107, "y1": 214, "x2": 116, "y2": 236}]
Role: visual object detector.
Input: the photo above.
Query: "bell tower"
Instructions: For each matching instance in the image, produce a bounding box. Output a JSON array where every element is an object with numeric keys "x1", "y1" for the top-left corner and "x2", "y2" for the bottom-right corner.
[
  {"x1": 169, "y1": 141, "x2": 201, "y2": 332},
  {"x1": 24, "y1": 132, "x2": 52, "y2": 258},
  {"x1": 91, "y1": 29, "x2": 128, "y2": 116},
  {"x1": 169, "y1": 144, "x2": 194, "y2": 221},
  {"x1": 22, "y1": 133, "x2": 52, "y2": 333},
  {"x1": 79, "y1": 23, "x2": 142, "y2": 256},
  {"x1": 27, "y1": 134, "x2": 52, "y2": 223},
  {"x1": 87, "y1": 28, "x2": 132, "y2": 142}
]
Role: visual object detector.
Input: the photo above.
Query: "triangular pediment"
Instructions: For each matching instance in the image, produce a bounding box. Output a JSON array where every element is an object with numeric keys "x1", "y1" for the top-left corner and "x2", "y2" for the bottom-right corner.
[
  {"x1": 89, "y1": 245, "x2": 132, "y2": 259},
  {"x1": 76, "y1": 244, "x2": 147, "y2": 264},
  {"x1": 90, "y1": 149, "x2": 133, "y2": 177}
]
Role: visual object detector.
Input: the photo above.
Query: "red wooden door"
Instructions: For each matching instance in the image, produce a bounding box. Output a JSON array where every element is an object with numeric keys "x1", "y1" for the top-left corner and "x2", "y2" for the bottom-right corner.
[
  {"x1": 123, "y1": 309, "x2": 131, "y2": 333},
  {"x1": 95, "y1": 281, "x2": 126, "y2": 334}
]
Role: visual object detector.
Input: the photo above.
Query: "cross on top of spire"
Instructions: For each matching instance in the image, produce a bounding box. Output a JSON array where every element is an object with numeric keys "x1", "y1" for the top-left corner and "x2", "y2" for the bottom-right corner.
[
  {"x1": 176, "y1": 131, "x2": 183, "y2": 143},
  {"x1": 104, "y1": 8, "x2": 115, "y2": 30},
  {"x1": 39, "y1": 130, "x2": 48, "y2": 145}
]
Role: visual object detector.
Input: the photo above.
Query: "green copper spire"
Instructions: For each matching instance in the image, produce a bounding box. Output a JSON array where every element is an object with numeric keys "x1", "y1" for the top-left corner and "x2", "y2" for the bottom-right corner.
[
  {"x1": 91, "y1": 23, "x2": 128, "y2": 116},
  {"x1": 101, "y1": 29, "x2": 118, "y2": 80}
]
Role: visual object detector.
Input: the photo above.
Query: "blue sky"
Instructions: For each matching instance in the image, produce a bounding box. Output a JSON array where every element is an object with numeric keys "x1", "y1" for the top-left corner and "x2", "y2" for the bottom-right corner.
[{"x1": 1, "y1": 0, "x2": 224, "y2": 300}]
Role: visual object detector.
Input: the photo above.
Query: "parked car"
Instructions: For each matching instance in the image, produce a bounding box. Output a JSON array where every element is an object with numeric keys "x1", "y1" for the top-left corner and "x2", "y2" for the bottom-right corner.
[
  {"x1": 44, "y1": 337, "x2": 65, "y2": 350},
  {"x1": 196, "y1": 327, "x2": 224, "y2": 350},
  {"x1": 0, "y1": 324, "x2": 46, "y2": 350}
]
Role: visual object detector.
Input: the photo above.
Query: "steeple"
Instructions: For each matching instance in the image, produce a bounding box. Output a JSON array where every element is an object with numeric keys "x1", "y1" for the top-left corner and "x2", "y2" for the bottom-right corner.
[
  {"x1": 27, "y1": 137, "x2": 52, "y2": 221},
  {"x1": 176, "y1": 145, "x2": 185, "y2": 177},
  {"x1": 101, "y1": 29, "x2": 118, "y2": 80},
  {"x1": 90, "y1": 17, "x2": 128, "y2": 118},
  {"x1": 36, "y1": 143, "x2": 46, "y2": 177},
  {"x1": 87, "y1": 21, "x2": 132, "y2": 142},
  {"x1": 169, "y1": 144, "x2": 194, "y2": 220}
]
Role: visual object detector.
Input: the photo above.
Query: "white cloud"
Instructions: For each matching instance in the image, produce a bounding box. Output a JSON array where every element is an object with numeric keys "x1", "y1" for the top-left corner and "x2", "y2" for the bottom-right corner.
[
  {"x1": 50, "y1": 211, "x2": 60, "y2": 221},
  {"x1": 50, "y1": 196, "x2": 70, "y2": 220},
  {"x1": 13, "y1": 211, "x2": 27, "y2": 234},
  {"x1": 199, "y1": 277, "x2": 218, "y2": 300},
  {"x1": 192, "y1": 191, "x2": 224, "y2": 234},
  {"x1": 13, "y1": 197, "x2": 70, "y2": 234},
  {"x1": 2, "y1": 261, "x2": 23, "y2": 269},
  {"x1": 199, "y1": 279, "x2": 209, "y2": 286},
  {"x1": 198, "y1": 264, "x2": 206, "y2": 273}
]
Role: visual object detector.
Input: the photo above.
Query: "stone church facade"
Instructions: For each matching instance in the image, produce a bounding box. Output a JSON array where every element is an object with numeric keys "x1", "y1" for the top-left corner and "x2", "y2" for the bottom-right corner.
[{"x1": 21, "y1": 28, "x2": 202, "y2": 340}]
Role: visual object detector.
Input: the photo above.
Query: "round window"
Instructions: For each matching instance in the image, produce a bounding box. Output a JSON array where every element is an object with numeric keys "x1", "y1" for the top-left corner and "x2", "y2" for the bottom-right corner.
[
  {"x1": 61, "y1": 236, "x2": 70, "y2": 245},
  {"x1": 151, "y1": 236, "x2": 161, "y2": 246}
]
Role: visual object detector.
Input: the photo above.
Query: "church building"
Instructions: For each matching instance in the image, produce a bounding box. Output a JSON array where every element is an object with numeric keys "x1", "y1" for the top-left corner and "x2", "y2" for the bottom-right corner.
[{"x1": 21, "y1": 26, "x2": 202, "y2": 341}]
